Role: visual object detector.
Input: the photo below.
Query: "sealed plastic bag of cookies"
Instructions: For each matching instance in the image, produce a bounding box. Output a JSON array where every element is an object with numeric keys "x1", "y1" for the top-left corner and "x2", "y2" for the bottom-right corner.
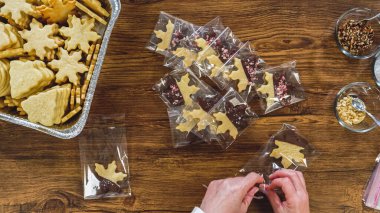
[
  {"x1": 201, "y1": 88, "x2": 258, "y2": 150},
  {"x1": 255, "y1": 61, "x2": 306, "y2": 114},
  {"x1": 164, "y1": 17, "x2": 225, "y2": 76},
  {"x1": 79, "y1": 114, "x2": 131, "y2": 199},
  {"x1": 167, "y1": 105, "x2": 204, "y2": 148},
  {"x1": 152, "y1": 68, "x2": 219, "y2": 108},
  {"x1": 146, "y1": 11, "x2": 185, "y2": 56},
  {"x1": 163, "y1": 17, "x2": 200, "y2": 62},
  {"x1": 198, "y1": 27, "x2": 243, "y2": 82},
  {"x1": 168, "y1": 91, "x2": 221, "y2": 147},
  {"x1": 238, "y1": 124, "x2": 316, "y2": 184},
  {"x1": 215, "y1": 42, "x2": 266, "y2": 102}
]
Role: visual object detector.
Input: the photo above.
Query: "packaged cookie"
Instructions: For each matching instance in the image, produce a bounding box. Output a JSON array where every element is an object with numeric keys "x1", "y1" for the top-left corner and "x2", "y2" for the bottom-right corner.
[
  {"x1": 152, "y1": 68, "x2": 217, "y2": 108},
  {"x1": 256, "y1": 61, "x2": 305, "y2": 114},
  {"x1": 215, "y1": 42, "x2": 266, "y2": 101},
  {"x1": 79, "y1": 114, "x2": 131, "y2": 199},
  {"x1": 201, "y1": 88, "x2": 258, "y2": 149},
  {"x1": 168, "y1": 92, "x2": 222, "y2": 147},
  {"x1": 146, "y1": 11, "x2": 195, "y2": 57},
  {"x1": 198, "y1": 27, "x2": 243, "y2": 80},
  {"x1": 164, "y1": 18, "x2": 200, "y2": 61},
  {"x1": 167, "y1": 105, "x2": 204, "y2": 148},
  {"x1": 238, "y1": 124, "x2": 316, "y2": 183},
  {"x1": 164, "y1": 17, "x2": 225, "y2": 75}
]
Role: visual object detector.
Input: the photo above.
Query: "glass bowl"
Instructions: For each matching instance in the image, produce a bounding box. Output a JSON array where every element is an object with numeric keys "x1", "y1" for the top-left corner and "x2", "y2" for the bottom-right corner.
[
  {"x1": 334, "y1": 82, "x2": 380, "y2": 133},
  {"x1": 372, "y1": 52, "x2": 380, "y2": 87},
  {"x1": 335, "y1": 8, "x2": 380, "y2": 59}
]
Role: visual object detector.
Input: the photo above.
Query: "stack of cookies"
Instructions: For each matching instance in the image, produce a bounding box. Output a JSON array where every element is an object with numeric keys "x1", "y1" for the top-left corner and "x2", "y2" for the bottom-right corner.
[{"x1": 0, "y1": 0, "x2": 111, "y2": 127}]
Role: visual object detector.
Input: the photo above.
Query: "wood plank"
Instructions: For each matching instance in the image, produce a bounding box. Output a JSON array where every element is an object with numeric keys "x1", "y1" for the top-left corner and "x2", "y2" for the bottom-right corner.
[{"x1": 1, "y1": 0, "x2": 380, "y2": 212}]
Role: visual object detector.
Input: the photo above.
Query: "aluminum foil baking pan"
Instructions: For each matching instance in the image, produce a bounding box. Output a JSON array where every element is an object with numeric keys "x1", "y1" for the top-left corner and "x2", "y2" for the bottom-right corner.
[{"x1": 0, "y1": 0, "x2": 121, "y2": 139}]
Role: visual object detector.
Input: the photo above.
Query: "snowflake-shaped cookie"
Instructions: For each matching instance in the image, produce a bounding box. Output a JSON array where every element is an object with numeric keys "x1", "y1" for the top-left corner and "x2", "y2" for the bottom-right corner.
[
  {"x1": 59, "y1": 15, "x2": 101, "y2": 54},
  {"x1": 19, "y1": 19, "x2": 59, "y2": 60},
  {"x1": 0, "y1": 0, "x2": 39, "y2": 28},
  {"x1": 48, "y1": 48, "x2": 88, "y2": 85},
  {"x1": 37, "y1": 0, "x2": 76, "y2": 24}
]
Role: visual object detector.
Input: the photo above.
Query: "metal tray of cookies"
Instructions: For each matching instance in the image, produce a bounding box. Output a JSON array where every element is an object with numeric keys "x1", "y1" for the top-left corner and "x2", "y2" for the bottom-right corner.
[{"x1": 0, "y1": 0, "x2": 121, "y2": 139}]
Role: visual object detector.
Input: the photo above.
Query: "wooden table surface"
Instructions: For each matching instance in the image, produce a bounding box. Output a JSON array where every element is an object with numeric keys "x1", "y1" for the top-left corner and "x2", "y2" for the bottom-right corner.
[{"x1": 1, "y1": 0, "x2": 380, "y2": 212}]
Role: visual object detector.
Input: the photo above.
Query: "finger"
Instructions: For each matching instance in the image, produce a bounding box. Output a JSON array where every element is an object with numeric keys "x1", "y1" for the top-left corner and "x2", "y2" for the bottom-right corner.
[
  {"x1": 269, "y1": 169, "x2": 305, "y2": 191},
  {"x1": 242, "y1": 172, "x2": 264, "y2": 191},
  {"x1": 296, "y1": 171, "x2": 306, "y2": 188},
  {"x1": 243, "y1": 187, "x2": 259, "y2": 207},
  {"x1": 265, "y1": 189, "x2": 283, "y2": 211},
  {"x1": 208, "y1": 180, "x2": 221, "y2": 188},
  {"x1": 268, "y1": 177, "x2": 297, "y2": 199}
]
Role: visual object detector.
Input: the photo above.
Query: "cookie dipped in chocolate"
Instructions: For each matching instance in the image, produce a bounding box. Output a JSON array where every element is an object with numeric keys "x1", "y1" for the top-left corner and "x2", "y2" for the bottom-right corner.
[
  {"x1": 160, "y1": 75, "x2": 185, "y2": 107},
  {"x1": 225, "y1": 101, "x2": 250, "y2": 131}
]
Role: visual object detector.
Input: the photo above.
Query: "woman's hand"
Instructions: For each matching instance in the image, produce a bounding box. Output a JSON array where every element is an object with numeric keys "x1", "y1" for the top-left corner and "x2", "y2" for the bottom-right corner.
[
  {"x1": 264, "y1": 169, "x2": 310, "y2": 213},
  {"x1": 200, "y1": 172, "x2": 264, "y2": 213}
]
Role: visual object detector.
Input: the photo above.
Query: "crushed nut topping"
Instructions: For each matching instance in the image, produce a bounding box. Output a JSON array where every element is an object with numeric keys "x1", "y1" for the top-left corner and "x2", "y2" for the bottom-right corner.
[
  {"x1": 336, "y1": 96, "x2": 366, "y2": 125},
  {"x1": 338, "y1": 19, "x2": 374, "y2": 55}
]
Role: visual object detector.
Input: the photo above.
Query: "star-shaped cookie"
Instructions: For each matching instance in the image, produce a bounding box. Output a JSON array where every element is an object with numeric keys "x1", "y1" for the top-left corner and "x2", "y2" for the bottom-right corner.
[
  {"x1": 48, "y1": 48, "x2": 88, "y2": 85},
  {"x1": 59, "y1": 15, "x2": 101, "y2": 54},
  {"x1": 19, "y1": 19, "x2": 59, "y2": 60}
]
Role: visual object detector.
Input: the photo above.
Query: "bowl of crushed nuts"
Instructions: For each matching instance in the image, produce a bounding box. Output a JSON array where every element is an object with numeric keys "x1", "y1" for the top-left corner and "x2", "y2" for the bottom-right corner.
[
  {"x1": 335, "y1": 82, "x2": 380, "y2": 133},
  {"x1": 335, "y1": 8, "x2": 380, "y2": 59}
]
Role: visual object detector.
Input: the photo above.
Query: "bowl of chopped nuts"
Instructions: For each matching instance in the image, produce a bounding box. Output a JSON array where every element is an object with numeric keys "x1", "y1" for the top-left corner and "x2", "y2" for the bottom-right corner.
[
  {"x1": 335, "y1": 8, "x2": 380, "y2": 59},
  {"x1": 335, "y1": 82, "x2": 380, "y2": 133}
]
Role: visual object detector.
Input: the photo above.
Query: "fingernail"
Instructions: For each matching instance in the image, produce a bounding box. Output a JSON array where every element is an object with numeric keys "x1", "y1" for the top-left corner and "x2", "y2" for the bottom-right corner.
[
  {"x1": 259, "y1": 184, "x2": 268, "y2": 194},
  {"x1": 259, "y1": 184, "x2": 266, "y2": 190},
  {"x1": 252, "y1": 187, "x2": 259, "y2": 194}
]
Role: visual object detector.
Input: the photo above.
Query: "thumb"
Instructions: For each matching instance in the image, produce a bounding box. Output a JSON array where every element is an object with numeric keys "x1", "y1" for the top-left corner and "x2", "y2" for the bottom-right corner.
[
  {"x1": 242, "y1": 172, "x2": 264, "y2": 192},
  {"x1": 242, "y1": 187, "x2": 259, "y2": 211},
  {"x1": 265, "y1": 189, "x2": 283, "y2": 213}
]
